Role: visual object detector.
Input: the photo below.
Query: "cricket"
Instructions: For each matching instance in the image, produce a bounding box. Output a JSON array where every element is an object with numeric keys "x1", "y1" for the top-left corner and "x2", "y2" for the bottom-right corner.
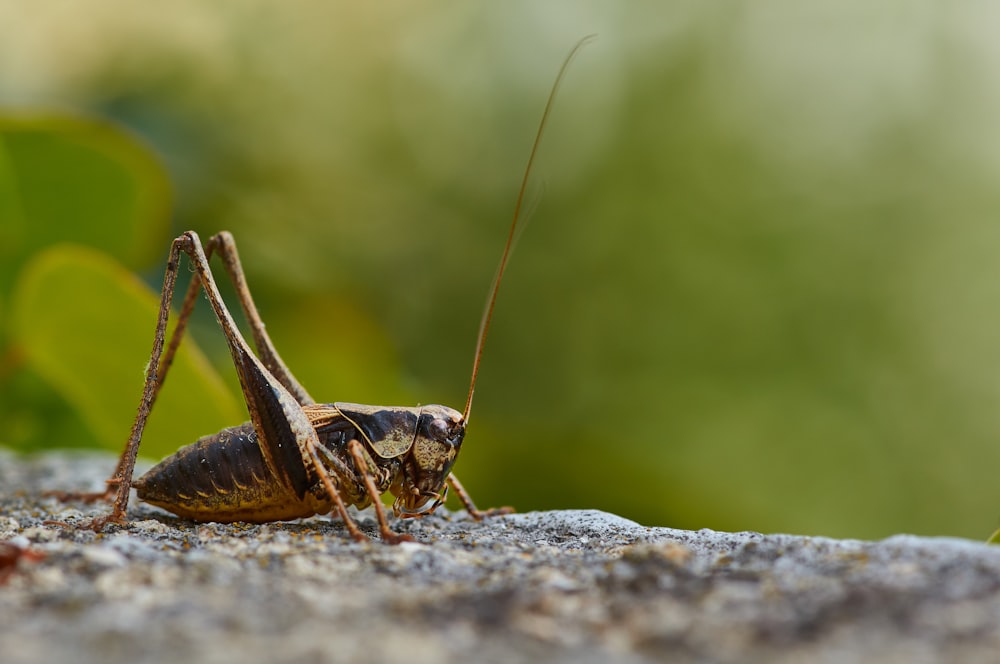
[{"x1": 50, "y1": 37, "x2": 594, "y2": 543}]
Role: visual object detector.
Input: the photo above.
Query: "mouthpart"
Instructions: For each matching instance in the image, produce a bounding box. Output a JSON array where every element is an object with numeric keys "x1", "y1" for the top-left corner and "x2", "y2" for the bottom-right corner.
[{"x1": 393, "y1": 486, "x2": 448, "y2": 518}]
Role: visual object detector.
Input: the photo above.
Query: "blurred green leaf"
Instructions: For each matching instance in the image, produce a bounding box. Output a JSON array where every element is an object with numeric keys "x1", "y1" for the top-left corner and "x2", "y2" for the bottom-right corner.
[
  {"x1": 11, "y1": 246, "x2": 243, "y2": 459},
  {"x1": 0, "y1": 113, "x2": 173, "y2": 454},
  {"x1": 0, "y1": 360, "x2": 103, "y2": 453},
  {"x1": 0, "y1": 114, "x2": 170, "y2": 294}
]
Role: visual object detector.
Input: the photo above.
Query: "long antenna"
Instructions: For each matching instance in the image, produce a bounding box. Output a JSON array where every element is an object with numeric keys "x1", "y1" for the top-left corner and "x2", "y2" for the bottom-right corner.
[{"x1": 463, "y1": 35, "x2": 595, "y2": 422}]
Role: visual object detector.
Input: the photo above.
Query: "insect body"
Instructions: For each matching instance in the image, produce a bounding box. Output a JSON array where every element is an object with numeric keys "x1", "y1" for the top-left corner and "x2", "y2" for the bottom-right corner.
[
  {"x1": 53, "y1": 36, "x2": 593, "y2": 543},
  {"x1": 133, "y1": 401, "x2": 466, "y2": 527}
]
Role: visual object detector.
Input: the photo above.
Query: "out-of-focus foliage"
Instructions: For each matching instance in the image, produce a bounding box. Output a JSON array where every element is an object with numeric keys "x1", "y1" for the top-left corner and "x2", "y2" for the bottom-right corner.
[
  {"x1": 0, "y1": 116, "x2": 242, "y2": 457},
  {"x1": 11, "y1": 246, "x2": 243, "y2": 458},
  {"x1": 0, "y1": 116, "x2": 168, "y2": 273},
  {"x1": 3, "y1": 2, "x2": 1000, "y2": 539}
]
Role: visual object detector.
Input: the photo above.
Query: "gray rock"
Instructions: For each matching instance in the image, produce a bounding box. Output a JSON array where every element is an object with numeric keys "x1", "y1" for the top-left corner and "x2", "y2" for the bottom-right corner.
[{"x1": 2, "y1": 449, "x2": 1000, "y2": 663}]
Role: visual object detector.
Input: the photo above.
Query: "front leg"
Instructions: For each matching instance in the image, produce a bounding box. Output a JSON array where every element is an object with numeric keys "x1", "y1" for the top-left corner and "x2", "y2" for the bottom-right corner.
[
  {"x1": 347, "y1": 441, "x2": 414, "y2": 544},
  {"x1": 447, "y1": 473, "x2": 514, "y2": 521}
]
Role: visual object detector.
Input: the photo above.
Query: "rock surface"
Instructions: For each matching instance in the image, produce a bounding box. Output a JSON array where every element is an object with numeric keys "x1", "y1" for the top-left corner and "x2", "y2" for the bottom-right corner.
[{"x1": 2, "y1": 449, "x2": 1000, "y2": 663}]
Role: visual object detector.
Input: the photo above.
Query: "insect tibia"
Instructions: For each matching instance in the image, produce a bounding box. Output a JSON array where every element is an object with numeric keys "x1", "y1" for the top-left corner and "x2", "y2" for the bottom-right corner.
[{"x1": 134, "y1": 423, "x2": 324, "y2": 522}]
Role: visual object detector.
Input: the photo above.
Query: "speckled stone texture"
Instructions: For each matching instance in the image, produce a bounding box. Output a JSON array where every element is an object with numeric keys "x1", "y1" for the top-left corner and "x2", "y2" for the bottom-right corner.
[{"x1": 2, "y1": 449, "x2": 1000, "y2": 663}]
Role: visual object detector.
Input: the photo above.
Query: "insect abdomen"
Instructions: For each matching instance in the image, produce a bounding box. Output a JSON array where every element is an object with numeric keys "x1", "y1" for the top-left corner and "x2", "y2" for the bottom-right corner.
[{"x1": 133, "y1": 423, "x2": 327, "y2": 522}]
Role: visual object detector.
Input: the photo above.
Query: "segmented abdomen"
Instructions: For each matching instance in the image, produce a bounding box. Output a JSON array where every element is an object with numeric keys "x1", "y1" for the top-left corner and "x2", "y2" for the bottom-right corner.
[{"x1": 133, "y1": 423, "x2": 327, "y2": 522}]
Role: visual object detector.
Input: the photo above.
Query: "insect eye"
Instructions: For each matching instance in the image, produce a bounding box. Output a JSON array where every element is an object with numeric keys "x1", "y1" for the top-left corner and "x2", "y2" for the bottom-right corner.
[
  {"x1": 424, "y1": 417, "x2": 464, "y2": 448},
  {"x1": 428, "y1": 418, "x2": 450, "y2": 441}
]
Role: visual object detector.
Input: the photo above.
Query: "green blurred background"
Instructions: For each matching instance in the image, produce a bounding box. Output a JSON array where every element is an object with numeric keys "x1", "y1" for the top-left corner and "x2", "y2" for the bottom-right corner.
[{"x1": 3, "y1": 2, "x2": 1000, "y2": 540}]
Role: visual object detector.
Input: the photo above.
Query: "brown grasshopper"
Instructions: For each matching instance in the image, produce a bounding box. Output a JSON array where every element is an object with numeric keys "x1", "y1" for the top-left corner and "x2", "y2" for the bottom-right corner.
[{"x1": 51, "y1": 37, "x2": 593, "y2": 543}]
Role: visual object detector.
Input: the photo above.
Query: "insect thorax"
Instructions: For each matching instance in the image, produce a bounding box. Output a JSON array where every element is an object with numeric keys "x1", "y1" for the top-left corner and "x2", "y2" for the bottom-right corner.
[{"x1": 311, "y1": 420, "x2": 404, "y2": 509}]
